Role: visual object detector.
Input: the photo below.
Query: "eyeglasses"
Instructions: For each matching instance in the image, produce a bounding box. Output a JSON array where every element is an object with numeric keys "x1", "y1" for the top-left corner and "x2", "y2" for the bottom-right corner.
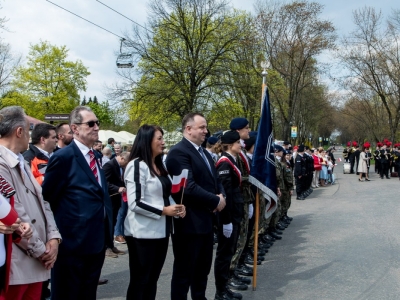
[{"x1": 75, "y1": 120, "x2": 100, "y2": 127}]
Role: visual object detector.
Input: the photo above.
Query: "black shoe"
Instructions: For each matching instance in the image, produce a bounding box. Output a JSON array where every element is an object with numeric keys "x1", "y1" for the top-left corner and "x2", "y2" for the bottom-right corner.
[
  {"x1": 258, "y1": 241, "x2": 271, "y2": 250},
  {"x1": 309, "y1": 189, "x2": 313, "y2": 194},
  {"x1": 226, "y1": 286, "x2": 243, "y2": 300},
  {"x1": 215, "y1": 290, "x2": 235, "y2": 300},
  {"x1": 276, "y1": 223, "x2": 285, "y2": 231},
  {"x1": 244, "y1": 255, "x2": 261, "y2": 265},
  {"x1": 272, "y1": 228, "x2": 283, "y2": 235},
  {"x1": 269, "y1": 231, "x2": 282, "y2": 240},
  {"x1": 262, "y1": 234, "x2": 275, "y2": 243},
  {"x1": 280, "y1": 218, "x2": 290, "y2": 225},
  {"x1": 236, "y1": 264, "x2": 253, "y2": 276},
  {"x1": 227, "y1": 277, "x2": 248, "y2": 291},
  {"x1": 278, "y1": 221, "x2": 288, "y2": 228},
  {"x1": 250, "y1": 248, "x2": 267, "y2": 256},
  {"x1": 233, "y1": 271, "x2": 251, "y2": 284},
  {"x1": 296, "y1": 196, "x2": 305, "y2": 200},
  {"x1": 285, "y1": 215, "x2": 293, "y2": 221}
]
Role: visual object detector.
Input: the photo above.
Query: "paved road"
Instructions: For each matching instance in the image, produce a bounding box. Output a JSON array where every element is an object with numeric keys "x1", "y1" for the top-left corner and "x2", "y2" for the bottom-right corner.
[{"x1": 97, "y1": 160, "x2": 400, "y2": 299}]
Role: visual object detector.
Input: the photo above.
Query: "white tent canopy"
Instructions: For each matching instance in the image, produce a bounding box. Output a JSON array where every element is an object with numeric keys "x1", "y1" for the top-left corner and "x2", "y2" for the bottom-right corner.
[{"x1": 98, "y1": 130, "x2": 136, "y2": 146}]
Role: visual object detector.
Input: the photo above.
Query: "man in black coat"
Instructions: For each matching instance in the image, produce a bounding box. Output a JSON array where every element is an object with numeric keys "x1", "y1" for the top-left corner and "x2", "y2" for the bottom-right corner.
[
  {"x1": 103, "y1": 152, "x2": 130, "y2": 256},
  {"x1": 166, "y1": 113, "x2": 226, "y2": 300},
  {"x1": 294, "y1": 145, "x2": 307, "y2": 200}
]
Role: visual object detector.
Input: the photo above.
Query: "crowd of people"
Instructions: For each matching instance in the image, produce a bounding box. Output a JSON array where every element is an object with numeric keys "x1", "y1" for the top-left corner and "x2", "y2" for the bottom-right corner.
[
  {"x1": 0, "y1": 104, "x2": 344, "y2": 300},
  {"x1": 342, "y1": 140, "x2": 400, "y2": 181}
]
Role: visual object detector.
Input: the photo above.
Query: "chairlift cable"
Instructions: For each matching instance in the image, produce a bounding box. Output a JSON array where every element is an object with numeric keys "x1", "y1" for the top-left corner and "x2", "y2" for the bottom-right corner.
[
  {"x1": 45, "y1": 0, "x2": 123, "y2": 39},
  {"x1": 95, "y1": 0, "x2": 154, "y2": 34}
]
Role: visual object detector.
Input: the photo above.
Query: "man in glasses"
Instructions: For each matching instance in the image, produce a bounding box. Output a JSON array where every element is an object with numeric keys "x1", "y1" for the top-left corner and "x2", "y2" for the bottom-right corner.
[
  {"x1": 42, "y1": 106, "x2": 113, "y2": 300},
  {"x1": 54, "y1": 122, "x2": 74, "y2": 151}
]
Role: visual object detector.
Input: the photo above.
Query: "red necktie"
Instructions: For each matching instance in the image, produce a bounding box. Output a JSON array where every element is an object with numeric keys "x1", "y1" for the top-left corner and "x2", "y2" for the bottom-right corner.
[{"x1": 89, "y1": 150, "x2": 98, "y2": 180}]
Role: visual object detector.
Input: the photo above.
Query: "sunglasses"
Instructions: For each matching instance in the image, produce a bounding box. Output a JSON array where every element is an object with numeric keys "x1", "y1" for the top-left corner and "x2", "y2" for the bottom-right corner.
[{"x1": 75, "y1": 120, "x2": 100, "y2": 127}]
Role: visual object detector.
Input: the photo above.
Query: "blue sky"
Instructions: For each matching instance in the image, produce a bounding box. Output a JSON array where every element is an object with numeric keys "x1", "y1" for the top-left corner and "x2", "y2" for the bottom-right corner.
[{"x1": 1, "y1": 0, "x2": 397, "y2": 101}]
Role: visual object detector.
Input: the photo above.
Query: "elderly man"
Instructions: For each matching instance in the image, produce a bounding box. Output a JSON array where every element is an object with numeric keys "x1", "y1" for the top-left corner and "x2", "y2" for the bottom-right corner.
[
  {"x1": 113, "y1": 143, "x2": 122, "y2": 157},
  {"x1": 0, "y1": 106, "x2": 61, "y2": 299},
  {"x1": 102, "y1": 147, "x2": 112, "y2": 166},
  {"x1": 42, "y1": 106, "x2": 113, "y2": 300}
]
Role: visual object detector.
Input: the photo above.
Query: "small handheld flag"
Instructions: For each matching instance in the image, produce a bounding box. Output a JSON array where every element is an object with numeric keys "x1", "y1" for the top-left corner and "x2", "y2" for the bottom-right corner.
[{"x1": 171, "y1": 169, "x2": 188, "y2": 194}]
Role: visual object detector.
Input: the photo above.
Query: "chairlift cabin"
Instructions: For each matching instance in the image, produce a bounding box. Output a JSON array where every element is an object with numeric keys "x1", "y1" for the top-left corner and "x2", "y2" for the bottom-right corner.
[
  {"x1": 116, "y1": 38, "x2": 134, "y2": 68},
  {"x1": 116, "y1": 54, "x2": 133, "y2": 68}
]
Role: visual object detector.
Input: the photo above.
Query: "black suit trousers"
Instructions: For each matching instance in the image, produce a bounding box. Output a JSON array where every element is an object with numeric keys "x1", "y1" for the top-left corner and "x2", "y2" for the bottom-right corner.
[
  {"x1": 214, "y1": 223, "x2": 240, "y2": 291},
  {"x1": 51, "y1": 250, "x2": 105, "y2": 300},
  {"x1": 171, "y1": 233, "x2": 214, "y2": 300}
]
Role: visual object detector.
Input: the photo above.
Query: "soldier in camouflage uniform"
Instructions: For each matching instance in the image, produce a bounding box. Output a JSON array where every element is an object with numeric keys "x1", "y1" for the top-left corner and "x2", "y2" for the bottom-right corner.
[
  {"x1": 280, "y1": 150, "x2": 294, "y2": 224},
  {"x1": 227, "y1": 118, "x2": 254, "y2": 278}
]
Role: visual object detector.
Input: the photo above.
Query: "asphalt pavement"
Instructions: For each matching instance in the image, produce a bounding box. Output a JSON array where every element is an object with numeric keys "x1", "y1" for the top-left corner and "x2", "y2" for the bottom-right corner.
[{"x1": 97, "y1": 156, "x2": 400, "y2": 299}]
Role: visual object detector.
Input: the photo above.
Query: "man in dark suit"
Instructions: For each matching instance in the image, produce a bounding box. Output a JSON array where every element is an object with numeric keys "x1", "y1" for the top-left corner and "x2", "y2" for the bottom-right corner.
[
  {"x1": 166, "y1": 112, "x2": 226, "y2": 300},
  {"x1": 103, "y1": 151, "x2": 130, "y2": 253},
  {"x1": 42, "y1": 106, "x2": 113, "y2": 300}
]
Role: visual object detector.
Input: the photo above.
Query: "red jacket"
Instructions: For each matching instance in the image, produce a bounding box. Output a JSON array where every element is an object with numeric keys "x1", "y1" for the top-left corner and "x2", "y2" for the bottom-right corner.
[{"x1": 313, "y1": 154, "x2": 322, "y2": 171}]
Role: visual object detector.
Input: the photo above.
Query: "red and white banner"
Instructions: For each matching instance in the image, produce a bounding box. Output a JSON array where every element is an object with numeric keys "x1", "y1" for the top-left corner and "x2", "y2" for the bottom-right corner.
[
  {"x1": 0, "y1": 195, "x2": 18, "y2": 226},
  {"x1": 171, "y1": 169, "x2": 188, "y2": 193}
]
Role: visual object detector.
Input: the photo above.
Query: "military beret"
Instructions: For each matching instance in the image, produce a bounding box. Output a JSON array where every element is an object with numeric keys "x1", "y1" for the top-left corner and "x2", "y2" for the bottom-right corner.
[
  {"x1": 207, "y1": 136, "x2": 219, "y2": 145},
  {"x1": 298, "y1": 145, "x2": 305, "y2": 152},
  {"x1": 229, "y1": 118, "x2": 249, "y2": 130},
  {"x1": 274, "y1": 144, "x2": 284, "y2": 153},
  {"x1": 283, "y1": 141, "x2": 290, "y2": 145},
  {"x1": 284, "y1": 150, "x2": 292, "y2": 155},
  {"x1": 221, "y1": 130, "x2": 240, "y2": 144}
]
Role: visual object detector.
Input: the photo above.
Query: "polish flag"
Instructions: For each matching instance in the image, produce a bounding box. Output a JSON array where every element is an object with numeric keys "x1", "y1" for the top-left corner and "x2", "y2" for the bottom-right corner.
[
  {"x1": 0, "y1": 196, "x2": 18, "y2": 226},
  {"x1": 338, "y1": 158, "x2": 342, "y2": 162},
  {"x1": 171, "y1": 169, "x2": 188, "y2": 193}
]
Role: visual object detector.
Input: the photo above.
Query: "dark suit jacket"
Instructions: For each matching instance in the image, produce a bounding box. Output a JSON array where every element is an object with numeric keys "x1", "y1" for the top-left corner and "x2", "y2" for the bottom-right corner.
[
  {"x1": 42, "y1": 141, "x2": 113, "y2": 255},
  {"x1": 166, "y1": 138, "x2": 225, "y2": 235},
  {"x1": 103, "y1": 158, "x2": 124, "y2": 203}
]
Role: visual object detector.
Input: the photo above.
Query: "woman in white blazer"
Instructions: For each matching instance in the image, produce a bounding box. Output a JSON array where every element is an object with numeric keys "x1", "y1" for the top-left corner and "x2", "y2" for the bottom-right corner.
[{"x1": 124, "y1": 125, "x2": 186, "y2": 300}]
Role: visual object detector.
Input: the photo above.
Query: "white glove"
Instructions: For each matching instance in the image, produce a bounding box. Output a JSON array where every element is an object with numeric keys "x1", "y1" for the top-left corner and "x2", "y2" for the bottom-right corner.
[
  {"x1": 223, "y1": 223, "x2": 233, "y2": 238},
  {"x1": 248, "y1": 204, "x2": 254, "y2": 219}
]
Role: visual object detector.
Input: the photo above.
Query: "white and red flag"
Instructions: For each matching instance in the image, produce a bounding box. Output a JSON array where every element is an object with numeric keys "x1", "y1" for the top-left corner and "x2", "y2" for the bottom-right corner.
[
  {"x1": 338, "y1": 157, "x2": 342, "y2": 162},
  {"x1": 171, "y1": 169, "x2": 188, "y2": 194},
  {"x1": 0, "y1": 195, "x2": 18, "y2": 226}
]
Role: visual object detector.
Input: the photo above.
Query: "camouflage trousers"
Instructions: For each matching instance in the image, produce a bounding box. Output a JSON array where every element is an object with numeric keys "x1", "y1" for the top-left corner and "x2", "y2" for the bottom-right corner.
[
  {"x1": 230, "y1": 202, "x2": 249, "y2": 271},
  {"x1": 280, "y1": 190, "x2": 291, "y2": 217},
  {"x1": 248, "y1": 194, "x2": 267, "y2": 247},
  {"x1": 270, "y1": 197, "x2": 282, "y2": 227}
]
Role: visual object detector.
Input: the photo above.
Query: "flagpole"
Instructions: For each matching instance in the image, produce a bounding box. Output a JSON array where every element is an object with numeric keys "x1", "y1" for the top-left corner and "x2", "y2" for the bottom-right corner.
[{"x1": 253, "y1": 62, "x2": 269, "y2": 291}]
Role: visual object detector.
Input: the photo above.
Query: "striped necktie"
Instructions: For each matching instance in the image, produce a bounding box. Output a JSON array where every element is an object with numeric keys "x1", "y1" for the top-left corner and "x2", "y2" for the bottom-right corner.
[
  {"x1": 198, "y1": 147, "x2": 212, "y2": 172},
  {"x1": 89, "y1": 150, "x2": 98, "y2": 180}
]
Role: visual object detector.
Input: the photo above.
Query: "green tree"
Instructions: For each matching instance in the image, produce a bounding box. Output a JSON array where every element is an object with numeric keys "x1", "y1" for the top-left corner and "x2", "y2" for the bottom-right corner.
[
  {"x1": 11, "y1": 41, "x2": 90, "y2": 119},
  {"x1": 119, "y1": 0, "x2": 255, "y2": 122}
]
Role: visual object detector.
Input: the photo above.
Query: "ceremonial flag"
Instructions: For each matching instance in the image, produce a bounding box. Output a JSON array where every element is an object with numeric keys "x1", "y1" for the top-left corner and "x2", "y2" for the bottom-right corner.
[
  {"x1": 249, "y1": 87, "x2": 278, "y2": 218},
  {"x1": 338, "y1": 157, "x2": 342, "y2": 162},
  {"x1": 171, "y1": 169, "x2": 188, "y2": 193}
]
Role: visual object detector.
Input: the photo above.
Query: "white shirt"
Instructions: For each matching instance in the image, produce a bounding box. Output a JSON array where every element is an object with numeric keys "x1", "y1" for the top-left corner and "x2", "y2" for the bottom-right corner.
[
  {"x1": 2, "y1": 146, "x2": 29, "y2": 178},
  {"x1": 34, "y1": 145, "x2": 52, "y2": 159},
  {"x1": 73, "y1": 139, "x2": 101, "y2": 187},
  {"x1": 184, "y1": 137, "x2": 200, "y2": 151}
]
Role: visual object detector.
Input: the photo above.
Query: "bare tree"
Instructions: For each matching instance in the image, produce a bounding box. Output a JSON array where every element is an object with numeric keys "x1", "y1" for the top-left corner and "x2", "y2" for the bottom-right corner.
[
  {"x1": 337, "y1": 7, "x2": 400, "y2": 142},
  {"x1": 255, "y1": 0, "x2": 336, "y2": 140},
  {"x1": 0, "y1": 42, "x2": 20, "y2": 95}
]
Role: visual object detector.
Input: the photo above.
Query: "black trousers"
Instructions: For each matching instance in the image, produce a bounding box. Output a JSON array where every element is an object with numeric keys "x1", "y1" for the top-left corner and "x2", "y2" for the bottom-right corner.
[
  {"x1": 214, "y1": 223, "x2": 240, "y2": 291},
  {"x1": 51, "y1": 250, "x2": 105, "y2": 300},
  {"x1": 125, "y1": 236, "x2": 169, "y2": 300},
  {"x1": 171, "y1": 233, "x2": 214, "y2": 300},
  {"x1": 295, "y1": 176, "x2": 305, "y2": 196},
  {"x1": 380, "y1": 162, "x2": 389, "y2": 178},
  {"x1": 350, "y1": 158, "x2": 355, "y2": 173}
]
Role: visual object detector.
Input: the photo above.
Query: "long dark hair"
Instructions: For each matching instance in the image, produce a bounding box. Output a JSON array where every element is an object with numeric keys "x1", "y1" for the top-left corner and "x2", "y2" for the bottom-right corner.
[{"x1": 128, "y1": 125, "x2": 168, "y2": 177}]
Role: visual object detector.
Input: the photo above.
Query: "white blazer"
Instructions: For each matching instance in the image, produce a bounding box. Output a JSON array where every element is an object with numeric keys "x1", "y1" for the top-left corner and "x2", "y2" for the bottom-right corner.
[{"x1": 124, "y1": 159, "x2": 174, "y2": 239}]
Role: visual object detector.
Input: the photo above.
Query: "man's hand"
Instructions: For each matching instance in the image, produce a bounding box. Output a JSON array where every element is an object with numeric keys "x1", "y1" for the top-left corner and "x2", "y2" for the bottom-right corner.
[
  {"x1": 118, "y1": 187, "x2": 126, "y2": 193},
  {"x1": 0, "y1": 218, "x2": 21, "y2": 235},
  {"x1": 214, "y1": 194, "x2": 226, "y2": 212},
  {"x1": 39, "y1": 239, "x2": 59, "y2": 270},
  {"x1": 277, "y1": 188, "x2": 282, "y2": 198}
]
